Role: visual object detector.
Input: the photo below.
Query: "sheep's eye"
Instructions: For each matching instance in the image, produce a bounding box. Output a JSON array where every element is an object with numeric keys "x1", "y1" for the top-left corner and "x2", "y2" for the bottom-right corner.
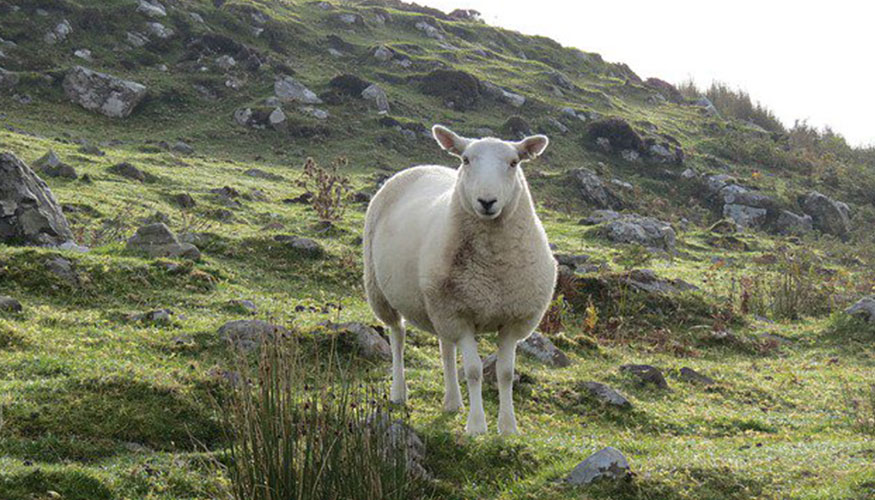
[
  {"x1": 462, "y1": 157, "x2": 470, "y2": 165},
  {"x1": 510, "y1": 159, "x2": 519, "y2": 167}
]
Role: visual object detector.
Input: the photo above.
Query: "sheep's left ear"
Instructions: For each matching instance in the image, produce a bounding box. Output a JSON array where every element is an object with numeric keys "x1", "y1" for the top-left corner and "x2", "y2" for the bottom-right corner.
[
  {"x1": 432, "y1": 125, "x2": 470, "y2": 157},
  {"x1": 515, "y1": 135, "x2": 549, "y2": 161}
]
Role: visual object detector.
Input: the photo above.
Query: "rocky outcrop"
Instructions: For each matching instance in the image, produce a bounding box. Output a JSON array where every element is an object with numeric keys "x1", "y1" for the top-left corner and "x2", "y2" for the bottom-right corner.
[
  {"x1": 63, "y1": 66, "x2": 147, "y2": 118},
  {"x1": 0, "y1": 152, "x2": 75, "y2": 246},
  {"x1": 803, "y1": 191, "x2": 850, "y2": 237},
  {"x1": 568, "y1": 168, "x2": 623, "y2": 210}
]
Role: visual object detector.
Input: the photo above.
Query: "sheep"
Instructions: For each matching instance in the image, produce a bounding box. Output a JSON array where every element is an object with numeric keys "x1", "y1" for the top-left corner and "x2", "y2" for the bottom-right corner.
[{"x1": 363, "y1": 124, "x2": 557, "y2": 435}]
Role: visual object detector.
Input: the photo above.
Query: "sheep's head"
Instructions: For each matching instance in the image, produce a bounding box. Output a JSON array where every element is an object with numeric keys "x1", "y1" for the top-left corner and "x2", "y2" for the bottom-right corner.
[{"x1": 432, "y1": 124, "x2": 548, "y2": 221}]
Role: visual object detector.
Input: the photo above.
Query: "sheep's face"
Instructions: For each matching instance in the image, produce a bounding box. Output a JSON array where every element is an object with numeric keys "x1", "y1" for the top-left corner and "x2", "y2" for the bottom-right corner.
[{"x1": 432, "y1": 125, "x2": 549, "y2": 221}]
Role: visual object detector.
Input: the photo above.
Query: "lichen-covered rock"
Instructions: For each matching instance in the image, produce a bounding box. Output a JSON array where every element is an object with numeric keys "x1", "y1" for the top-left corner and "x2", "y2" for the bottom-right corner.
[
  {"x1": 0, "y1": 296, "x2": 22, "y2": 313},
  {"x1": 623, "y1": 269, "x2": 698, "y2": 294},
  {"x1": 0, "y1": 152, "x2": 75, "y2": 246},
  {"x1": 803, "y1": 191, "x2": 850, "y2": 237},
  {"x1": 566, "y1": 447, "x2": 631, "y2": 485},
  {"x1": 568, "y1": 168, "x2": 623, "y2": 210},
  {"x1": 63, "y1": 66, "x2": 147, "y2": 118},
  {"x1": 126, "y1": 223, "x2": 200, "y2": 260},
  {"x1": 480, "y1": 81, "x2": 526, "y2": 107},
  {"x1": 137, "y1": 0, "x2": 166, "y2": 17},
  {"x1": 679, "y1": 367, "x2": 716, "y2": 385}
]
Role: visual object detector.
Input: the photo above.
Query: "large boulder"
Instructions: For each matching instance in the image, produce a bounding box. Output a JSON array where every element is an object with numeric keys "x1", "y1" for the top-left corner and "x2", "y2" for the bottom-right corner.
[
  {"x1": 803, "y1": 191, "x2": 850, "y2": 237},
  {"x1": 598, "y1": 214, "x2": 676, "y2": 252},
  {"x1": 126, "y1": 223, "x2": 200, "y2": 260},
  {"x1": 63, "y1": 66, "x2": 147, "y2": 118},
  {"x1": 568, "y1": 168, "x2": 623, "y2": 210},
  {"x1": 0, "y1": 153, "x2": 75, "y2": 246}
]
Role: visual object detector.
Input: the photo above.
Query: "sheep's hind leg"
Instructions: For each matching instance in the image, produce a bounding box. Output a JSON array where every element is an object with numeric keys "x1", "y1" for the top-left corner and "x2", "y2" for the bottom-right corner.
[
  {"x1": 440, "y1": 339, "x2": 462, "y2": 412},
  {"x1": 496, "y1": 331, "x2": 520, "y2": 435},
  {"x1": 459, "y1": 334, "x2": 487, "y2": 435},
  {"x1": 388, "y1": 321, "x2": 407, "y2": 404}
]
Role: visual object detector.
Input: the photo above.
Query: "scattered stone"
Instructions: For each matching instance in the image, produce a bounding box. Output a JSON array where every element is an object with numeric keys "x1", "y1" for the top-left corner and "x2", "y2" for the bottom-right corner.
[
  {"x1": 273, "y1": 234, "x2": 324, "y2": 258},
  {"x1": 367, "y1": 415, "x2": 429, "y2": 479},
  {"x1": 300, "y1": 106, "x2": 329, "y2": 120},
  {"x1": 328, "y1": 322, "x2": 392, "y2": 361},
  {"x1": 374, "y1": 45, "x2": 393, "y2": 61},
  {"x1": 215, "y1": 55, "x2": 236, "y2": 71},
  {"x1": 845, "y1": 296, "x2": 875, "y2": 323},
  {"x1": 146, "y1": 22, "x2": 174, "y2": 39},
  {"x1": 46, "y1": 256, "x2": 79, "y2": 287},
  {"x1": 34, "y1": 150, "x2": 77, "y2": 179},
  {"x1": 171, "y1": 141, "x2": 194, "y2": 155},
  {"x1": 803, "y1": 191, "x2": 850, "y2": 237},
  {"x1": 337, "y1": 13, "x2": 361, "y2": 25},
  {"x1": 568, "y1": 168, "x2": 623, "y2": 210},
  {"x1": 170, "y1": 193, "x2": 196, "y2": 208},
  {"x1": 131, "y1": 308, "x2": 173, "y2": 324},
  {"x1": 480, "y1": 81, "x2": 526, "y2": 107},
  {"x1": 678, "y1": 367, "x2": 716, "y2": 385},
  {"x1": 137, "y1": 0, "x2": 167, "y2": 18},
  {"x1": 218, "y1": 319, "x2": 289, "y2": 352},
  {"x1": 78, "y1": 144, "x2": 104, "y2": 156},
  {"x1": 108, "y1": 162, "x2": 149, "y2": 182},
  {"x1": 0, "y1": 152, "x2": 75, "y2": 246},
  {"x1": 519, "y1": 332, "x2": 571, "y2": 367},
  {"x1": 458, "y1": 352, "x2": 520, "y2": 387},
  {"x1": 620, "y1": 364, "x2": 668, "y2": 389},
  {"x1": 269, "y1": 107, "x2": 286, "y2": 128},
  {"x1": 361, "y1": 84, "x2": 390, "y2": 113},
  {"x1": 501, "y1": 115, "x2": 532, "y2": 139},
  {"x1": 624, "y1": 269, "x2": 698, "y2": 294},
  {"x1": 581, "y1": 381, "x2": 631, "y2": 408},
  {"x1": 227, "y1": 299, "x2": 258, "y2": 315},
  {"x1": 244, "y1": 168, "x2": 283, "y2": 182},
  {"x1": 554, "y1": 253, "x2": 591, "y2": 272},
  {"x1": 45, "y1": 20, "x2": 73, "y2": 45},
  {"x1": 566, "y1": 447, "x2": 631, "y2": 485},
  {"x1": 275, "y1": 75, "x2": 322, "y2": 104},
  {"x1": 579, "y1": 209, "x2": 621, "y2": 225},
  {"x1": 73, "y1": 48, "x2": 92, "y2": 61},
  {"x1": 126, "y1": 223, "x2": 200, "y2": 260},
  {"x1": 126, "y1": 31, "x2": 149, "y2": 48},
  {"x1": 0, "y1": 296, "x2": 22, "y2": 313},
  {"x1": 693, "y1": 96, "x2": 719, "y2": 117},
  {"x1": 600, "y1": 214, "x2": 676, "y2": 252},
  {"x1": 63, "y1": 66, "x2": 147, "y2": 118},
  {"x1": 414, "y1": 21, "x2": 444, "y2": 40}
]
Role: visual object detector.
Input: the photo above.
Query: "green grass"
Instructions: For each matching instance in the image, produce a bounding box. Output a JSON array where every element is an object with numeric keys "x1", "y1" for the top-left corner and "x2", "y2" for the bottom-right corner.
[{"x1": 1, "y1": 0, "x2": 875, "y2": 498}]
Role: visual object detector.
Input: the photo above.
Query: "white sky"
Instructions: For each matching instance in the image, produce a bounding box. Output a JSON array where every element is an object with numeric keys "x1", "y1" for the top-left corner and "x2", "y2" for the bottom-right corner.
[{"x1": 420, "y1": 0, "x2": 874, "y2": 147}]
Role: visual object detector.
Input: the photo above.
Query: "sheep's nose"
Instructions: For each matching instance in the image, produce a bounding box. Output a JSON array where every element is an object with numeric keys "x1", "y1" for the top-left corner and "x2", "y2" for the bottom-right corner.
[{"x1": 477, "y1": 198, "x2": 497, "y2": 212}]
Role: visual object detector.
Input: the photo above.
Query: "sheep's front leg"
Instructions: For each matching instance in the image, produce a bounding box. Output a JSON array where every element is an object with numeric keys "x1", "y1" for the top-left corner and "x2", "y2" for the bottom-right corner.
[
  {"x1": 389, "y1": 322, "x2": 407, "y2": 404},
  {"x1": 440, "y1": 338, "x2": 463, "y2": 412},
  {"x1": 496, "y1": 331, "x2": 520, "y2": 435},
  {"x1": 459, "y1": 334, "x2": 487, "y2": 435}
]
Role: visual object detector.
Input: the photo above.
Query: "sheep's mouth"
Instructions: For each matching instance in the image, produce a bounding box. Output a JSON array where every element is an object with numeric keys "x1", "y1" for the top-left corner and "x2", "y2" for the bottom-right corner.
[{"x1": 476, "y1": 208, "x2": 501, "y2": 220}]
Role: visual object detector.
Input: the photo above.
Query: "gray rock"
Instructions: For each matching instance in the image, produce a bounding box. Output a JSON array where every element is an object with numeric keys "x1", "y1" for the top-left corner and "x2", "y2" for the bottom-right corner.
[
  {"x1": 126, "y1": 223, "x2": 200, "y2": 260},
  {"x1": 566, "y1": 447, "x2": 631, "y2": 485},
  {"x1": 337, "y1": 13, "x2": 360, "y2": 24},
  {"x1": 146, "y1": 22, "x2": 174, "y2": 39},
  {"x1": 368, "y1": 415, "x2": 429, "y2": 479},
  {"x1": 414, "y1": 21, "x2": 444, "y2": 40},
  {"x1": 45, "y1": 20, "x2": 73, "y2": 44},
  {"x1": 137, "y1": 0, "x2": 167, "y2": 17},
  {"x1": 63, "y1": 66, "x2": 147, "y2": 118},
  {"x1": 723, "y1": 204, "x2": 767, "y2": 230},
  {"x1": 361, "y1": 84, "x2": 390, "y2": 113},
  {"x1": 171, "y1": 141, "x2": 194, "y2": 155},
  {"x1": 845, "y1": 296, "x2": 875, "y2": 323},
  {"x1": 329, "y1": 322, "x2": 392, "y2": 361},
  {"x1": 0, "y1": 296, "x2": 22, "y2": 313},
  {"x1": 620, "y1": 364, "x2": 668, "y2": 389},
  {"x1": 554, "y1": 253, "x2": 590, "y2": 271},
  {"x1": 693, "y1": 96, "x2": 719, "y2": 117},
  {"x1": 268, "y1": 107, "x2": 286, "y2": 128},
  {"x1": 108, "y1": 162, "x2": 148, "y2": 182},
  {"x1": 46, "y1": 256, "x2": 79, "y2": 287},
  {"x1": 547, "y1": 117, "x2": 568, "y2": 133},
  {"x1": 620, "y1": 150, "x2": 640, "y2": 162},
  {"x1": 600, "y1": 214, "x2": 676, "y2": 252},
  {"x1": 581, "y1": 381, "x2": 631, "y2": 408},
  {"x1": 131, "y1": 309, "x2": 173, "y2": 323},
  {"x1": 519, "y1": 332, "x2": 570, "y2": 367},
  {"x1": 171, "y1": 193, "x2": 196, "y2": 208},
  {"x1": 579, "y1": 209, "x2": 621, "y2": 225},
  {"x1": 273, "y1": 234, "x2": 324, "y2": 258},
  {"x1": 275, "y1": 76, "x2": 322, "y2": 104},
  {"x1": 549, "y1": 71, "x2": 574, "y2": 90},
  {"x1": 568, "y1": 168, "x2": 623, "y2": 210},
  {"x1": 126, "y1": 31, "x2": 149, "y2": 48},
  {"x1": 0, "y1": 152, "x2": 75, "y2": 246},
  {"x1": 218, "y1": 319, "x2": 289, "y2": 352},
  {"x1": 374, "y1": 45, "x2": 393, "y2": 61},
  {"x1": 300, "y1": 106, "x2": 329, "y2": 120},
  {"x1": 774, "y1": 210, "x2": 813, "y2": 236},
  {"x1": 34, "y1": 150, "x2": 77, "y2": 179},
  {"x1": 480, "y1": 81, "x2": 526, "y2": 108},
  {"x1": 228, "y1": 299, "x2": 258, "y2": 315},
  {"x1": 215, "y1": 55, "x2": 236, "y2": 71},
  {"x1": 624, "y1": 269, "x2": 698, "y2": 294},
  {"x1": 678, "y1": 367, "x2": 716, "y2": 385},
  {"x1": 803, "y1": 191, "x2": 850, "y2": 237},
  {"x1": 234, "y1": 107, "x2": 253, "y2": 126}
]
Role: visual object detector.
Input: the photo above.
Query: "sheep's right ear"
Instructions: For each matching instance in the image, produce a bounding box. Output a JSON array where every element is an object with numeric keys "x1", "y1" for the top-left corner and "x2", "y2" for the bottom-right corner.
[{"x1": 432, "y1": 125, "x2": 470, "y2": 156}]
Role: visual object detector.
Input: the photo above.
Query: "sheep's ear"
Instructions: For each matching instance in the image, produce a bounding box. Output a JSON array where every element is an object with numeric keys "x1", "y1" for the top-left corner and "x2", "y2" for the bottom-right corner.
[
  {"x1": 516, "y1": 135, "x2": 549, "y2": 161},
  {"x1": 432, "y1": 125, "x2": 470, "y2": 156}
]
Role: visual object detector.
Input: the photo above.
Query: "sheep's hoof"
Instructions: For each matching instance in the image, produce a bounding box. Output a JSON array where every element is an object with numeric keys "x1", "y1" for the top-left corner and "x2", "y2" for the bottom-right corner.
[
  {"x1": 390, "y1": 385, "x2": 407, "y2": 404},
  {"x1": 465, "y1": 415, "x2": 487, "y2": 436},
  {"x1": 498, "y1": 413, "x2": 518, "y2": 435},
  {"x1": 442, "y1": 398, "x2": 462, "y2": 413}
]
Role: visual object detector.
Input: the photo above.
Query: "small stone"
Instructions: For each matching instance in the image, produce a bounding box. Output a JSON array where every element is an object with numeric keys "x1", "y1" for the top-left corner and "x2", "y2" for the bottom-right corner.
[
  {"x1": 581, "y1": 381, "x2": 631, "y2": 408},
  {"x1": 275, "y1": 76, "x2": 322, "y2": 104},
  {"x1": 146, "y1": 22, "x2": 174, "y2": 39},
  {"x1": 620, "y1": 364, "x2": 669, "y2": 389},
  {"x1": 678, "y1": 367, "x2": 716, "y2": 385},
  {"x1": 126, "y1": 32, "x2": 149, "y2": 48},
  {"x1": 171, "y1": 141, "x2": 194, "y2": 155},
  {"x1": 519, "y1": 332, "x2": 570, "y2": 367},
  {"x1": 46, "y1": 256, "x2": 79, "y2": 287},
  {"x1": 361, "y1": 84, "x2": 390, "y2": 113},
  {"x1": 132, "y1": 309, "x2": 173, "y2": 324},
  {"x1": 273, "y1": 235, "x2": 324, "y2": 258},
  {"x1": 374, "y1": 45, "x2": 393, "y2": 61},
  {"x1": 845, "y1": 296, "x2": 875, "y2": 323},
  {"x1": 218, "y1": 319, "x2": 289, "y2": 352},
  {"x1": 170, "y1": 193, "x2": 196, "y2": 208},
  {"x1": 243, "y1": 168, "x2": 283, "y2": 181},
  {"x1": 108, "y1": 162, "x2": 148, "y2": 182},
  {"x1": 137, "y1": 0, "x2": 167, "y2": 18},
  {"x1": 126, "y1": 223, "x2": 200, "y2": 260},
  {"x1": 300, "y1": 106, "x2": 329, "y2": 120},
  {"x1": 73, "y1": 49, "x2": 92, "y2": 61},
  {"x1": 0, "y1": 296, "x2": 22, "y2": 313},
  {"x1": 228, "y1": 299, "x2": 257, "y2": 315},
  {"x1": 566, "y1": 447, "x2": 631, "y2": 485}
]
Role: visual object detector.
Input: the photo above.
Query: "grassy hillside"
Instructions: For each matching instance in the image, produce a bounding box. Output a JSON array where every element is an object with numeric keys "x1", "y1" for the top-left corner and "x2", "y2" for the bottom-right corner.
[{"x1": 1, "y1": 0, "x2": 874, "y2": 498}]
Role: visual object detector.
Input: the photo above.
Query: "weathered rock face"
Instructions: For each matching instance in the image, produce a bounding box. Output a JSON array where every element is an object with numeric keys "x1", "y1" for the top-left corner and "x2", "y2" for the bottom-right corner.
[
  {"x1": 599, "y1": 214, "x2": 676, "y2": 252},
  {"x1": 803, "y1": 191, "x2": 850, "y2": 237},
  {"x1": 566, "y1": 447, "x2": 631, "y2": 485},
  {"x1": 568, "y1": 168, "x2": 623, "y2": 210},
  {"x1": 63, "y1": 66, "x2": 147, "y2": 118},
  {"x1": 845, "y1": 296, "x2": 875, "y2": 323},
  {"x1": 0, "y1": 152, "x2": 75, "y2": 246},
  {"x1": 126, "y1": 223, "x2": 200, "y2": 260}
]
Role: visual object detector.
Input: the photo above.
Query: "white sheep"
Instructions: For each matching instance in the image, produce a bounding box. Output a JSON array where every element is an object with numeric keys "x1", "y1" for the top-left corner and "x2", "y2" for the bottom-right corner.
[{"x1": 363, "y1": 125, "x2": 557, "y2": 435}]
